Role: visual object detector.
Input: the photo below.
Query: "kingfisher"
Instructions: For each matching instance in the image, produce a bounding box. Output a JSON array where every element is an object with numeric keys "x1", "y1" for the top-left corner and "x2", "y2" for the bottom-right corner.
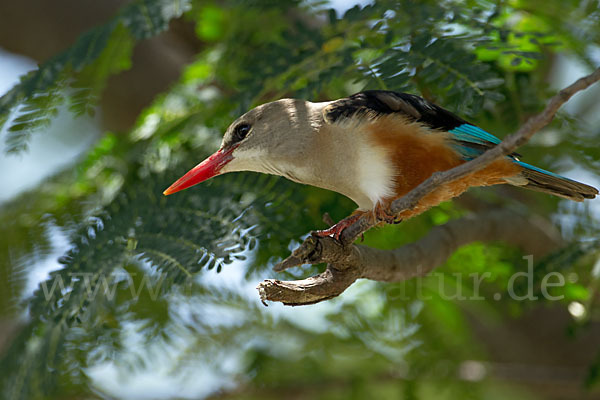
[{"x1": 163, "y1": 90, "x2": 598, "y2": 238}]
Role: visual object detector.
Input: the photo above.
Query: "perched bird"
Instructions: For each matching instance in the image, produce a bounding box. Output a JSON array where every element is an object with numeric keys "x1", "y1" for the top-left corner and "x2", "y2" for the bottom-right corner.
[{"x1": 163, "y1": 90, "x2": 598, "y2": 238}]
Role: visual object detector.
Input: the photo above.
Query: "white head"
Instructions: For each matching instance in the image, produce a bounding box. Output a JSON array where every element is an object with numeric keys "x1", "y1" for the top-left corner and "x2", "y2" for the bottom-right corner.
[{"x1": 163, "y1": 98, "x2": 326, "y2": 195}]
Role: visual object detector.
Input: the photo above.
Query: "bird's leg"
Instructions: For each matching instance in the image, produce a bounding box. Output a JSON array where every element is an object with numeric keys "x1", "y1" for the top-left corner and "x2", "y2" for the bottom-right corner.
[
  {"x1": 313, "y1": 201, "x2": 402, "y2": 241},
  {"x1": 374, "y1": 200, "x2": 402, "y2": 224},
  {"x1": 313, "y1": 211, "x2": 366, "y2": 241}
]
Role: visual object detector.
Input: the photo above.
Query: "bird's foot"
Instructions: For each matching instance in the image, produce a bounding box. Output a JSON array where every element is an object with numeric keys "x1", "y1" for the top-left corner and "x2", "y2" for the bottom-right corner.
[
  {"x1": 313, "y1": 212, "x2": 364, "y2": 241},
  {"x1": 374, "y1": 201, "x2": 401, "y2": 224}
]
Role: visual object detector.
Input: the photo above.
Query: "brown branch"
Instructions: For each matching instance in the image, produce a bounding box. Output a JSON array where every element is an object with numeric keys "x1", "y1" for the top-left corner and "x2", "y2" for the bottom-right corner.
[
  {"x1": 258, "y1": 210, "x2": 563, "y2": 305},
  {"x1": 258, "y1": 68, "x2": 600, "y2": 306}
]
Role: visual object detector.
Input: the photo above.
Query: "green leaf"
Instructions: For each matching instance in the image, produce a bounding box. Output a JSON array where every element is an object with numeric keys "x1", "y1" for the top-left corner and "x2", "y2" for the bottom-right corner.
[
  {"x1": 69, "y1": 23, "x2": 134, "y2": 117},
  {"x1": 0, "y1": 0, "x2": 191, "y2": 155}
]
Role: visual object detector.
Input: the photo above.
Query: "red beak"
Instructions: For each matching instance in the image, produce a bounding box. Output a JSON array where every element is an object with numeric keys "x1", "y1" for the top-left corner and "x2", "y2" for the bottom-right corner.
[{"x1": 163, "y1": 147, "x2": 236, "y2": 195}]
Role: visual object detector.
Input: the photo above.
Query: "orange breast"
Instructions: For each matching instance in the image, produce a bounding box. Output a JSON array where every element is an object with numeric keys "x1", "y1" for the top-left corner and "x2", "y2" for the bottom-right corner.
[{"x1": 367, "y1": 115, "x2": 522, "y2": 219}]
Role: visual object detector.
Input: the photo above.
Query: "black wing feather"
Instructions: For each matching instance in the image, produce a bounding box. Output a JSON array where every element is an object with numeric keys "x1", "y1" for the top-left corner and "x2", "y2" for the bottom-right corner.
[{"x1": 323, "y1": 90, "x2": 467, "y2": 131}]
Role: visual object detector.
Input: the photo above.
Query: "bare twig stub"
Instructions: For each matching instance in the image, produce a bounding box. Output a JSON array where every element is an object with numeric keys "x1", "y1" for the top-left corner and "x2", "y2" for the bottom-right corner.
[{"x1": 258, "y1": 67, "x2": 600, "y2": 306}]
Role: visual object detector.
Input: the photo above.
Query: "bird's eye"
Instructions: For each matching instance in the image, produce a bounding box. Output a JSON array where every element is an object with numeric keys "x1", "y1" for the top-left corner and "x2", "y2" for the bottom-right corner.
[{"x1": 233, "y1": 123, "x2": 251, "y2": 142}]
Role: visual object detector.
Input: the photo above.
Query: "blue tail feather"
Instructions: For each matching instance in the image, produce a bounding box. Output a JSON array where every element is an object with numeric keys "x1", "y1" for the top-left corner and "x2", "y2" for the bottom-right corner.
[
  {"x1": 448, "y1": 124, "x2": 598, "y2": 201},
  {"x1": 513, "y1": 160, "x2": 572, "y2": 181}
]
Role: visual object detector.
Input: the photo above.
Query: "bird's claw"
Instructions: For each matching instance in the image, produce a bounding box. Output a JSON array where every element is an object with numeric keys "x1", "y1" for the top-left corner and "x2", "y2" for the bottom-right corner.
[
  {"x1": 313, "y1": 213, "x2": 363, "y2": 241},
  {"x1": 374, "y1": 202, "x2": 401, "y2": 224}
]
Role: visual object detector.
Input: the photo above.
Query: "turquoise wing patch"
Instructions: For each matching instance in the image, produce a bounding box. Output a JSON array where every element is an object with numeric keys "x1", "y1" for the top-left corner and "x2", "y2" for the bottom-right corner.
[
  {"x1": 450, "y1": 124, "x2": 501, "y2": 145},
  {"x1": 449, "y1": 124, "x2": 573, "y2": 182},
  {"x1": 449, "y1": 123, "x2": 502, "y2": 160}
]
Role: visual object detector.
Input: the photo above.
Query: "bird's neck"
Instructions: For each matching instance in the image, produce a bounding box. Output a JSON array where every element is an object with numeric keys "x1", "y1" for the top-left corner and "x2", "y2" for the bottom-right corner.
[{"x1": 272, "y1": 118, "x2": 397, "y2": 210}]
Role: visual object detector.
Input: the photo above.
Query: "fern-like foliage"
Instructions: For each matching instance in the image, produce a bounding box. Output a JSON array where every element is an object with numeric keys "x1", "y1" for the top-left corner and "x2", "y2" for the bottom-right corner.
[
  {"x1": 0, "y1": 0, "x2": 191, "y2": 154},
  {"x1": 1, "y1": 165, "x2": 315, "y2": 398}
]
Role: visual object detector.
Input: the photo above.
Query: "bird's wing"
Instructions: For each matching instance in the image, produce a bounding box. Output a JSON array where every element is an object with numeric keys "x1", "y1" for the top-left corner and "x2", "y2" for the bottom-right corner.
[
  {"x1": 322, "y1": 90, "x2": 506, "y2": 161},
  {"x1": 323, "y1": 91, "x2": 598, "y2": 201}
]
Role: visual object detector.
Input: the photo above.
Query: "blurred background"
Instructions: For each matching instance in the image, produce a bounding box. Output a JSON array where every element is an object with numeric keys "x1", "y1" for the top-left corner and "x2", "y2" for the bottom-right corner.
[{"x1": 0, "y1": 0, "x2": 600, "y2": 399}]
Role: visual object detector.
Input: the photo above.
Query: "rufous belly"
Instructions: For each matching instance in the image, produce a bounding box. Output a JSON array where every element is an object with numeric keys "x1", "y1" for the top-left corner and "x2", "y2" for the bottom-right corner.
[{"x1": 368, "y1": 115, "x2": 522, "y2": 220}]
